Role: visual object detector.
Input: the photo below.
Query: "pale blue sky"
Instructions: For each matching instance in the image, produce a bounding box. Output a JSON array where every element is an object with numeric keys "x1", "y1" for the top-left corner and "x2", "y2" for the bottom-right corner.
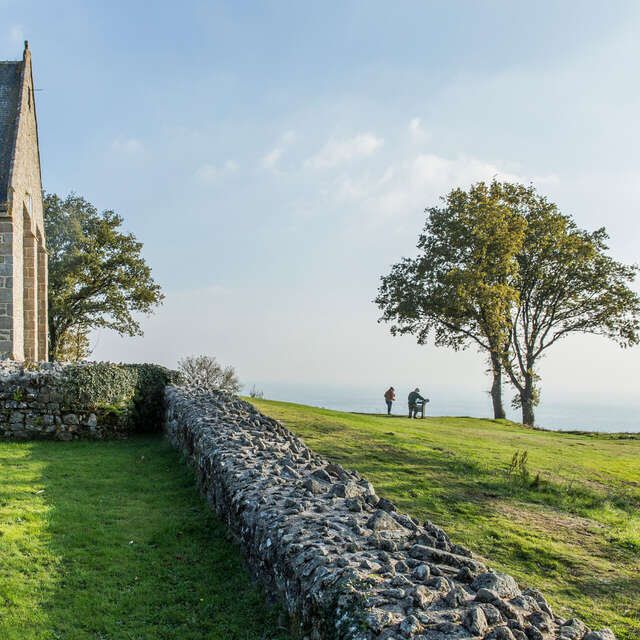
[{"x1": 2, "y1": 1, "x2": 639, "y2": 418}]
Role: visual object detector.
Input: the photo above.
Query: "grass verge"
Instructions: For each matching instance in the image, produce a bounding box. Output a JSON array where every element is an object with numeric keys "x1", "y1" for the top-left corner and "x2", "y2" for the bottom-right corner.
[
  {"x1": 248, "y1": 398, "x2": 640, "y2": 640},
  {"x1": 0, "y1": 437, "x2": 292, "y2": 640}
]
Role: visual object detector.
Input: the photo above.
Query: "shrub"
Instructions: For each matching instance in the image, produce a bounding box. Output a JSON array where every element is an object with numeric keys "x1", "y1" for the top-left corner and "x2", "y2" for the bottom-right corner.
[
  {"x1": 62, "y1": 363, "x2": 137, "y2": 410},
  {"x1": 177, "y1": 355, "x2": 240, "y2": 393},
  {"x1": 61, "y1": 363, "x2": 180, "y2": 433}
]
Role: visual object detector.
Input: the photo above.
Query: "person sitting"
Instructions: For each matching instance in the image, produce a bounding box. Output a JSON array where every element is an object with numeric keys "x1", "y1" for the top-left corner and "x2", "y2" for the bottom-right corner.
[
  {"x1": 384, "y1": 386, "x2": 395, "y2": 415},
  {"x1": 408, "y1": 387, "x2": 427, "y2": 418}
]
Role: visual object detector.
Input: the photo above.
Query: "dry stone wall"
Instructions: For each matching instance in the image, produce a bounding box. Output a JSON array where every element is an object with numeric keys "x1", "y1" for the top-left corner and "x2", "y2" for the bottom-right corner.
[
  {"x1": 164, "y1": 386, "x2": 616, "y2": 640},
  {"x1": 0, "y1": 360, "x2": 126, "y2": 440}
]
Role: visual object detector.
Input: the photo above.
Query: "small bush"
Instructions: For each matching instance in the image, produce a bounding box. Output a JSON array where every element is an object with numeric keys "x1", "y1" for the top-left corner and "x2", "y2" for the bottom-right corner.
[
  {"x1": 177, "y1": 355, "x2": 240, "y2": 393},
  {"x1": 249, "y1": 385, "x2": 264, "y2": 399}
]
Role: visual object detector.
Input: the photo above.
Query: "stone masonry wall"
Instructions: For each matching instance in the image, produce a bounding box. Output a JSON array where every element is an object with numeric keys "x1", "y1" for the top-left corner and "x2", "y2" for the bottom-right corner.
[
  {"x1": 0, "y1": 43, "x2": 47, "y2": 360},
  {"x1": 0, "y1": 361, "x2": 124, "y2": 440},
  {"x1": 164, "y1": 386, "x2": 616, "y2": 640}
]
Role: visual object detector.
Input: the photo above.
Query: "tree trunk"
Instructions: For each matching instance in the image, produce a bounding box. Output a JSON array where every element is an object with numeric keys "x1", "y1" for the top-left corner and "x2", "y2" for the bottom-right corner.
[
  {"x1": 489, "y1": 352, "x2": 506, "y2": 419},
  {"x1": 520, "y1": 372, "x2": 535, "y2": 426}
]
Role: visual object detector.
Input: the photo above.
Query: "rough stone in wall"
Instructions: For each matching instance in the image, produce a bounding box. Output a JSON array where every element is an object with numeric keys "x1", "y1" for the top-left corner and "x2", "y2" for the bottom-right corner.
[
  {"x1": 0, "y1": 360, "x2": 124, "y2": 440},
  {"x1": 164, "y1": 386, "x2": 616, "y2": 640}
]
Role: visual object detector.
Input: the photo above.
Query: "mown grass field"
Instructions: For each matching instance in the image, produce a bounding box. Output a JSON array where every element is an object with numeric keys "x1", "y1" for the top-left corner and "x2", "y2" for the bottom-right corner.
[
  {"x1": 249, "y1": 398, "x2": 640, "y2": 640},
  {"x1": 0, "y1": 437, "x2": 291, "y2": 640}
]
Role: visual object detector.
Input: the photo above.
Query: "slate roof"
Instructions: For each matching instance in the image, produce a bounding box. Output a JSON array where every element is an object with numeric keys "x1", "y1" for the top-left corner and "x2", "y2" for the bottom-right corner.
[{"x1": 0, "y1": 61, "x2": 22, "y2": 205}]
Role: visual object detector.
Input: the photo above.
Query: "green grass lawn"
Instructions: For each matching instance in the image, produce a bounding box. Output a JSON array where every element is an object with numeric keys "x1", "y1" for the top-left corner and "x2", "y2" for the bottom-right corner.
[
  {"x1": 248, "y1": 398, "x2": 640, "y2": 640},
  {"x1": 0, "y1": 437, "x2": 292, "y2": 640}
]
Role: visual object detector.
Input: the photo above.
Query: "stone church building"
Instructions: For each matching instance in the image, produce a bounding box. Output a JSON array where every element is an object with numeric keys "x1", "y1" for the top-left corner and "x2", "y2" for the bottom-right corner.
[{"x1": 0, "y1": 42, "x2": 47, "y2": 361}]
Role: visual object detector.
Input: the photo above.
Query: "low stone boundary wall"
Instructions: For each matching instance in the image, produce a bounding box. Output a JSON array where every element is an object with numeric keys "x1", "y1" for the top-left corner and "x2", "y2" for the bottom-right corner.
[
  {"x1": 0, "y1": 360, "x2": 175, "y2": 440},
  {"x1": 0, "y1": 361, "x2": 112, "y2": 440},
  {"x1": 164, "y1": 386, "x2": 615, "y2": 640}
]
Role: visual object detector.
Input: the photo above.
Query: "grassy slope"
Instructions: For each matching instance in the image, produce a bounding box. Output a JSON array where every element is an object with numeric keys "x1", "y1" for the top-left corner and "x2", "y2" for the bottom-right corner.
[
  {"x1": 249, "y1": 398, "x2": 640, "y2": 640},
  {"x1": 0, "y1": 438, "x2": 291, "y2": 640}
]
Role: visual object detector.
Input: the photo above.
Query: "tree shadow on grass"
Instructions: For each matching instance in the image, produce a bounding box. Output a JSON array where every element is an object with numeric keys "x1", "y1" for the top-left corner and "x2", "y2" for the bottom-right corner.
[
  {"x1": 307, "y1": 425, "x2": 640, "y2": 518},
  {"x1": 556, "y1": 574, "x2": 640, "y2": 640},
  {"x1": 20, "y1": 438, "x2": 292, "y2": 640},
  {"x1": 569, "y1": 572, "x2": 640, "y2": 602},
  {"x1": 0, "y1": 443, "x2": 58, "y2": 639}
]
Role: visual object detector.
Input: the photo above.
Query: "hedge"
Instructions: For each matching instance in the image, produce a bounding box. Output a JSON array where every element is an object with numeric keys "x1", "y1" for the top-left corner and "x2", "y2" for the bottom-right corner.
[{"x1": 61, "y1": 363, "x2": 181, "y2": 433}]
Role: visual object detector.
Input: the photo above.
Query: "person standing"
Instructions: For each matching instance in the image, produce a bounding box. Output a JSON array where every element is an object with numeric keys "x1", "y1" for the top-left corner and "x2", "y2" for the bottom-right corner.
[
  {"x1": 384, "y1": 386, "x2": 395, "y2": 415},
  {"x1": 408, "y1": 387, "x2": 427, "y2": 418}
]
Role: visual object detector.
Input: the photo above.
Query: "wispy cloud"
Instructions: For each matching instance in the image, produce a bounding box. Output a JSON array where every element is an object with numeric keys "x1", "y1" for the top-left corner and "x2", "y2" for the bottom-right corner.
[
  {"x1": 195, "y1": 159, "x2": 239, "y2": 183},
  {"x1": 305, "y1": 133, "x2": 383, "y2": 169},
  {"x1": 261, "y1": 147, "x2": 283, "y2": 170},
  {"x1": 111, "y1": 136, "x2": 143, "y2": 154},
  {"x1": 282, "y1": 130, "x2": 296, "y2": 144},
  {"x1": 195, "y1": 163, "x2": 218, "y2": 182},
  {"x1": 260, "y1": 130, "x2": 298, "y2": 172},
  {"x1": 335, "y1": 152, "x2": 558, "y2": 221},
  {"x1": 408, "y1": 117, "x2": 430, "y2": 143}
]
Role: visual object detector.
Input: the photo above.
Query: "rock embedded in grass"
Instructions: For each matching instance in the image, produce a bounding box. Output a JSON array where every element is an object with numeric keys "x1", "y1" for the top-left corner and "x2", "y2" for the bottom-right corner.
[{"x1": 164, "y1": 386, "x2": 617, "y2": 640}]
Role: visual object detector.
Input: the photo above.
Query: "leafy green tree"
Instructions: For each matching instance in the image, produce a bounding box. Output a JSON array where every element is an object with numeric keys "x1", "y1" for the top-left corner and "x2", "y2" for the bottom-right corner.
[
  {"x1": 376, "y1": 181, "x2": 640, "y2": 426},
  {"x1": 55, "y1": 323, "x2": 92, "y2": 361},
  {"x1": 44, "y1": 193, "x2": 164, "y2": 361},
  {"x1": 375, "y1": 182, "x2": 526, "y2": 419},
  {"x1": 504, "y1": 191, "x2": 640, "y2": 425}
]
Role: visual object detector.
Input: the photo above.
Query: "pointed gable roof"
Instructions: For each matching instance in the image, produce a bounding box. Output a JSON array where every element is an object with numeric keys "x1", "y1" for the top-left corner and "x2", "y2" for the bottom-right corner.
[{"x1": 0, "y1": 60, "x2": 22, "y2": 206}]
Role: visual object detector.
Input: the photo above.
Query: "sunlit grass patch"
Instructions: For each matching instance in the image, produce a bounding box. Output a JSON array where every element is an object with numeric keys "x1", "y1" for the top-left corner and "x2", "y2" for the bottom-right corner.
[{"x1": 0, "y1": 438, "x2": 292, "y2": 640}]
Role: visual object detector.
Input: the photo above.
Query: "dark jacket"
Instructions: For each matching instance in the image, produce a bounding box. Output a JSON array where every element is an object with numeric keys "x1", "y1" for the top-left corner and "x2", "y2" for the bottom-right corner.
[{"x1": 408, "y1": 391, "x2": 425, "y2": 405}]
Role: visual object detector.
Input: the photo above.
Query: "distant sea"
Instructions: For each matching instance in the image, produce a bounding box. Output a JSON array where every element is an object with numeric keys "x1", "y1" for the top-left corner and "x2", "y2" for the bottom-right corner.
[{"x1": 248, "y1": 381, "x2": 640, "y2": 433}]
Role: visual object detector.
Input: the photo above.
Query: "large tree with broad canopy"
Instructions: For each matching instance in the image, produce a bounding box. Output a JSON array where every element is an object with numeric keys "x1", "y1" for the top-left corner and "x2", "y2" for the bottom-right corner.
[
  {"x1": 376, "y1": 181, "x2": 639, "y2": 426},
  {"x1": 44, "y1": 192, "x2": 164, "y2": 361}
]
